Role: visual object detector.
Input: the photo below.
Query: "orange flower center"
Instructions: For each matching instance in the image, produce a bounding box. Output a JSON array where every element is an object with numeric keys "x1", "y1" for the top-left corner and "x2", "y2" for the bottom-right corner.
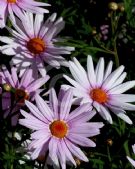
[
  {"x1": 7, "y1": 0, "x2": 16, "y2": 3},
  {"x1": 90, "y1": 88, "x2": 108, "y2": 104},
  {"x1": 27, "y1": 38, "x2": 45, "y2": 55},
  {"x1": 15, "y1": 89, "x2": 29, "y2": 104},
  {"x1": 50, "y1": 120, "x2": 68, "y2": 138}
]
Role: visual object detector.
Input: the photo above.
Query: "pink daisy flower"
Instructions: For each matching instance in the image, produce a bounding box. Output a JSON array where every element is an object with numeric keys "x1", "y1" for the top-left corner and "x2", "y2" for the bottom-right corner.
[
  {"x1": 0, "y1": 0, "x2": 50, "y2": 28},
  {"x1": 127, "y1": 145, "x2": 135, "y2": 167},
  {"x1": 63, "y1": 55, "x2": 135, "y2": 124},
  {"x1": 0, "y1": 65, "x2": 49, "y2": 125},
  {"x1": 19, "y1": 89, "x2": 104, "y2": 168},
  {"x1": 0, "y1": 12, "x2": 75, "y2": 77}
]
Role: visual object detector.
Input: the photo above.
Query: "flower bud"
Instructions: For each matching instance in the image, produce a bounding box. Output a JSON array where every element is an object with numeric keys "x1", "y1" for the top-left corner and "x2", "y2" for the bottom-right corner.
[
  {"x1": 3, "y1": 83, "x2": 12, "y2": 91},
  {"x1": 118, "y1": 3, "x2": 125, "y2": 12},
  {"x1": 108, "y1": 2, "x2": 118, "y2": 11},
  {"x1": 106, "y1": 139, "x2": 113, "y2": 146}
]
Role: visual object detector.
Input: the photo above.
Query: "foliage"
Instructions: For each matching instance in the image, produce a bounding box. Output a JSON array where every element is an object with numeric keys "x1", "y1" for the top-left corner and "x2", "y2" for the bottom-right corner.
[{"x1": 1, "y1": 0, "x2": 135, "y2": 169}]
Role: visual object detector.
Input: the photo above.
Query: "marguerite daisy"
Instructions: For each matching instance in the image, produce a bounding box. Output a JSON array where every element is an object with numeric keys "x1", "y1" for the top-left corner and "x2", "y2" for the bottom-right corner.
[
  {"x1": 63, "y1": 55, "x2": 135, "y2": 124},
  {"x1": 0, "y1": 12, "x2": 75, "y2": 77},
  {"x1": 0, "y1": 65, "x2": 49, "y2": 125},
  {"x1": 19, "y1": 88, "x2": 104, "y2": 169}
]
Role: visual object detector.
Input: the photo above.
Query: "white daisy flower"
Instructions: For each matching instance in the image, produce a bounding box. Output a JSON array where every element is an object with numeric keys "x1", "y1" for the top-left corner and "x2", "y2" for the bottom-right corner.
[
  {"x1": 63, "y1": 55, "x2": 135, "y2": 124},
  {"x1": 0, "y1": 12, "x2": 75, "y2": 77}
]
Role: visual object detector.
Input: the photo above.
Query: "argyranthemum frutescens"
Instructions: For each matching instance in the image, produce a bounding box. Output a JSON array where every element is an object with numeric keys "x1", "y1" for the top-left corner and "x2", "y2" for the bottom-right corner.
[
  {"x1": 19, "y1": 88, "x2": 104, "y2": 169},
  {"x1": 0, "y1": 0, "x2": 50, "y2": 28},
  {"x1": 0, "y1": 12, "x2": 75, "y2": 77},
  {"x1": 0, "y1": 65, "x2": 49, "y2": 125},
  {"x1": 63, "y1": 55, "x2": 135, "y2": 124}
]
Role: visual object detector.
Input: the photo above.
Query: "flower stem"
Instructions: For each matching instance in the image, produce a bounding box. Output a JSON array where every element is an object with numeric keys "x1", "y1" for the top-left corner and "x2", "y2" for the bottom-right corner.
[{"x1": 114, "y1": 40, "x2": 119, "y2": 67}]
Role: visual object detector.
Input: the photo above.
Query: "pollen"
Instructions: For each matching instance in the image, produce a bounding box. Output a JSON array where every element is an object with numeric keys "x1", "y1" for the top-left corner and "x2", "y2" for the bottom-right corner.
[
  {"x1": 90, "y1": 88, "x2": 108, "y2": 104},
  {"x1": 27, "y1": 38, "x2": 45, "y2": 55},
  {"x1": 7, "y1": 0, "x2": 16, "y2": 3},
  {"x1": 50, "y1": 120, "x2": 68, "y2": 138},
  {"x1": 15, "y1": 89, "x2": 29, "y2": 104}
]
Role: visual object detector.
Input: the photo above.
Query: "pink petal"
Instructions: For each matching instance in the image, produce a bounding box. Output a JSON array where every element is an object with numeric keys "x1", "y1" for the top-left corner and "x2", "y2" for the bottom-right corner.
[{"x1": 60, "y1": 89, "x2": 73, "y2": 120}]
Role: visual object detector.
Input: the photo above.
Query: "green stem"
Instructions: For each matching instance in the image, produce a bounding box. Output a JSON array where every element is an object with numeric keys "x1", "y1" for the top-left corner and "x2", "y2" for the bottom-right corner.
[
  {"x1": 107, "y1": 145, "x2": 112, "y2": 162},
  {"x1": 94, "y1": 37, "x2": 115, "y2": 55},
  {"x1": 114, "y1": 39, "x2": 119, "y2": 67}
]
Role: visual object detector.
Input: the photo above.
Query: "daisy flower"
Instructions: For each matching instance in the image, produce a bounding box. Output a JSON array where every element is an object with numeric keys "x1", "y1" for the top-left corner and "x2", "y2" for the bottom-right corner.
[
  {"x1": 0, "y1": 12, "x2": 75, "y2": 77},
  {"x1": 19, "y1": 88, "x2": 104, "y2": 169},
  {"x1": 0, "y1": 0, "x2": 50, "y2": 28},
  {"x1": 0, "y1": 65, "x2": 49, "y2": 125},
  {"x1": 127, "y1": 145, "x2": 135, "y2": 167},
  {"x1": 63, "y1": 55, "x2": 135, "y2": 124}
]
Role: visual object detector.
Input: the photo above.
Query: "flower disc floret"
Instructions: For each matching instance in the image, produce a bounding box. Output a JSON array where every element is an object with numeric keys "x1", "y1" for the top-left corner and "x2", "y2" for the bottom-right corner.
[
  {"x1": 15, "y1": 89, "x2": 29, "y2": 104},
  {"x1": 7, "y1": 0, "x2": 16, "y2": 3},
  {"x1": 90, "y1": 88, "x2": 108, "y2": 104},
  {"x1": 27, "y1": 38, "x2": 45, "y2": 55},
  {"x1": 50, "y1": 120, "x2": 68, "y2": 138}
]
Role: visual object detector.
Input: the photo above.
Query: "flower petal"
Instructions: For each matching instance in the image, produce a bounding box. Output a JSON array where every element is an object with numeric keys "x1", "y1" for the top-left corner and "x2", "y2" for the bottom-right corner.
[
  {"x1": 65, "y1": 139, "x2": 88, "y2": 162},
  {"x1": 60, "y1": 89, "x2": 73, "y2": 120},
  {"x1": 87, "y1": 55, "x2": 96, "y2": 87}
]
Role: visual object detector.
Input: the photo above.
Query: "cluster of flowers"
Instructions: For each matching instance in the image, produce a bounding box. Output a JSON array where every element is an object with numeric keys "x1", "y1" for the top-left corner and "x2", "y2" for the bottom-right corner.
[{"x1": 0, "y1": 0, "x2": 135, "y2": 168}]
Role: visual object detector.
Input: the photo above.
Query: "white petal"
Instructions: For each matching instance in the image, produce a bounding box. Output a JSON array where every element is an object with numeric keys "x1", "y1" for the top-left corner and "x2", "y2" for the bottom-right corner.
[
  {"x1": 67, "y1": 103, "x2": 91, "y2": 121},
  {"x1": 87, "y1": 55, "x2": 96, "y2": 87},
  {"x1": 49, "y1": 88, "x2": 58, "y2": 118},
  {"x1": 103, "y1": 61, "x2": 113, "y2": 80},
  {"x1": 63, "y1": 75, "x2": 87, "y2": 92},
  {"x1": 73, "y1": 57, "x2": 89, "y2": 83},
  {"x1": 108, "y1": 104, "x2": 133, "y2": 124},
  {"x1": 35, "y1": 94, "x2": 54, "y2": 121},
  {"x1": 24, "y1": 102, "x2": 46, "y2": 124},
  {"x1": 34, "y1": 14, "x2": 44, "y2": 37},
  {"x1": 109, "y1": 100, "x2": 135, "y2": 111},
  {"x1": 36, "y1": 58, "x2": 46, "y2": 77},
  {"x1": 69, "y1": 60, "x2": 90, "y2": 89},
  {"x1": 117, "y1": 113, "x2": 132, "y2": 124},
  {"x1": 99, "y1": 105, "x2": 113, "y2": 124},
  {"x1": 132, "y1": 145, "x2": 135, "y2": 154},
  {"x1": 109, "y1": 81, "x2": 135, "y2": 94},
  {"x1": 62, "y1": 139, "x2": 76, "y2": 167},
  {"x1": 110, "y1": 94, "x2": 135, "y2": 103},
  {"x1": 110, "y1": 72, "x2": 127, "y2": 88},
  {"x1": 102, "y1": 65, "x2": 124, "y2": 90},
  {"x1": 67, "y1": 133, "x2": 96, "y2": 147},
  {"x1": 0, "y1": 36, "x2": 14, "y2": 44},
  {"x1": 60, "y1": 89, "x2": 73, "y2": 120},
  {"x1": 49, "y1": 137, "x2": 59, "y2": 166},
  {"x1": 65, "y1": 139, "x2": 88, "y2": 162},
  {"x1": 58, "y1": 141, "x2": 66, "y2": 169},
  {"x1": 95, "y1": 57, "x2": 104, "y2": 87},
  {"x1": 127, "y1": 156, "x2": 135, "y2": 167}
]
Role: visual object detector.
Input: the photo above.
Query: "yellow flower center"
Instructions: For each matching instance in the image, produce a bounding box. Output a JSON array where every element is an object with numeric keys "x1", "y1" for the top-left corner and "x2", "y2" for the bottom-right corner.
[
  {"x1": 90, "y1": 88, "x2": 108, "y2": 104},
  {"x1": 27, "y1": 38, "x2": 45, "y2": 55},
  {"x1": 15, "y1": 89, "x2": 29, "y2": 104},
  {"x1": 49, "y1": 120, "x2": 68, "y2": 138},
  {"x1": 7, "y1": 0, "x2": 16, "y2": 3}
]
